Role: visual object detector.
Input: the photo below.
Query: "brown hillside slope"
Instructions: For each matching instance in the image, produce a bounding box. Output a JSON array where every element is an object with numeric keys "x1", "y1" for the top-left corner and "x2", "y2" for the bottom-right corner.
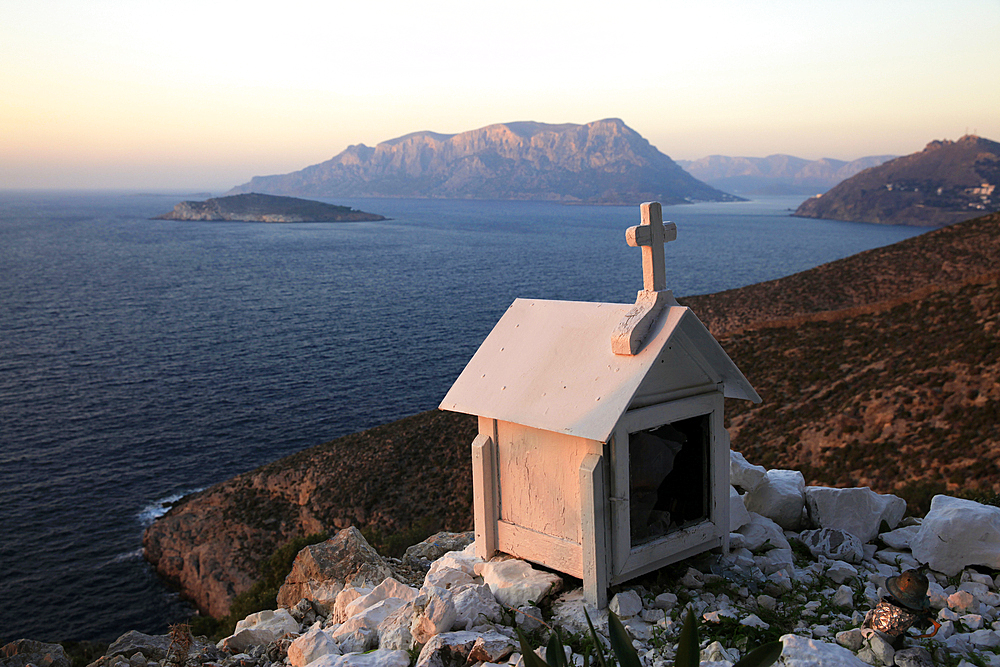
[{"x1": 144, "y1": 213, "x2": 1000, "y2": 617}]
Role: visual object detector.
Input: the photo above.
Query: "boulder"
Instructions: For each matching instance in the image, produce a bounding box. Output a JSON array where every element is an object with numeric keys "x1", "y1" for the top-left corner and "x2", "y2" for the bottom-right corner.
[
  {"x1": 277, "y1": 527, "x2": 393, "y2": 612},
  {"x1": 220, "y1": 608, "x2": 300, "y2": 652},
  {"x1": 779, "y1": 634, "x2": 869, "y2": 667},
  {"x1": 799, "y1": 528, "x2": 864, "y2": 563},
  {"x1": 288, "y1": 627, "x2": 340, "y2": 667},
  {"x1": 343, "y1": 578, "x2": 418, "y2": 619},
  {"x1": 910, "y1": 495, "x2": 1000, "y2": 576},
  {"x1": 480, "y1": 559, "x2": 562, "y2": 608},
  {"x1": 1, "y1": 639, "x2": 70, "y2": 667},
  {"x1": 729, "y1": 486, "x2": 751, "y2": 532},
  {"x1": 377, "y1": 601, "x2": 416, "y2": 651},
  {"x1": 332, "y1": 587, "x2": 373, "y2": 624},
  {"x1": 410, "y1": 587, "x2": 458, "y2": 644},
  {"x1": 743, "y1": 470, "x2": 805, "y2": 530},
  {"x1": 403, "y1": 532, "x2": 475, "y2": 566},
  {"x1": 104, "y1": 632, "x2": 172, "y2": 662},
  {"x1": 609, "y1": 590, "x2": 643, "y2": 618},
  {"x1": 804, "y1": 486, "x2": 906, "y2": 543},
  {"x1": 736, "y1": 512, "x2": 790, "y2": 553},
  {"x1": 415, "y1": 631, "x2": 513, "y2": 667},
  {"x1": 451, "y1": 583, "x2": 502, "y2": 629},
  {"x1": 730, "y1": 451, "x2": 766, "y2": 492},
  {"x1": 304, "y1": 649, "x2": 410, "y2": 667},
  {"x1": 879, "y1": 524, "x2": 920, "y2": 550},
  {"x1": 332, "y1": 599, "x2": 407, "y2": 651},
  {"x1": 423, "y1": 546, "x2": 482, "y2": 589}
]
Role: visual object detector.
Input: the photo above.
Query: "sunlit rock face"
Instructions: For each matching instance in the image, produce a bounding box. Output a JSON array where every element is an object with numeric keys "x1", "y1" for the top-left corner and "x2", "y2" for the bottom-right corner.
[{"x1": 228, "y1": 119, "x2": 741, "y2": 204}]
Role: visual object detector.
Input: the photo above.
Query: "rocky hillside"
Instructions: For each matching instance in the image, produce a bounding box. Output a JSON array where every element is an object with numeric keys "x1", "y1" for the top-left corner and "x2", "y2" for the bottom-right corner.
[
  {"x1": 226, "y1": 119, "x2": 739, "y2": 205},
  {"x1": 144, "y1": 213, "x2": 1000, "y2": 619},
  {"x1": 794, "y1": 135, "x2": 1000, "y2": 226},
  {"x1": 153, "y1": 193, "x2": 385, "y2": 222},
  {"x1": 677, "y1": 154, "x2": 895, "y2": 196}
]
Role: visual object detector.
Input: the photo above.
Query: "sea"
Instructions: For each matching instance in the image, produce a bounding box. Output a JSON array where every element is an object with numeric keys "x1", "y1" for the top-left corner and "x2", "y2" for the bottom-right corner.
[{"x1": 0, "y1": 191, "x2": 926, "y2": 644}]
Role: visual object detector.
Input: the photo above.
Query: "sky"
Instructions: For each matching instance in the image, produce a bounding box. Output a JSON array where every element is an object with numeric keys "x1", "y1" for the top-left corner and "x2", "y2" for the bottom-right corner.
[{"x1": 2, "y1": 0, "x2": 998, "y2": 191}]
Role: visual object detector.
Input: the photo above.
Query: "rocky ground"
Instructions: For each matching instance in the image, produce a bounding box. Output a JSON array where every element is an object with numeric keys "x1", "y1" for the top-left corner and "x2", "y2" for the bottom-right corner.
[{"x1": 13, "y1": 454, "x2": 1000, "y2": 667}]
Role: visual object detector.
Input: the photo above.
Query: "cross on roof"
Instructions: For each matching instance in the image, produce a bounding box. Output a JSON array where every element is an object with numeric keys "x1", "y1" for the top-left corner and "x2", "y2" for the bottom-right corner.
[{"x1": 625, "y1": 202, "x2": 677, "y2": 292}]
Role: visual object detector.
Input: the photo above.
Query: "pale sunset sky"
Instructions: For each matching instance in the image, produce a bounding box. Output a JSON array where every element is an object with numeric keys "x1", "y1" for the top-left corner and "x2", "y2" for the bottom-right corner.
[{"x1": 2, "y1": 0, "x2": 998, "y2": 191}]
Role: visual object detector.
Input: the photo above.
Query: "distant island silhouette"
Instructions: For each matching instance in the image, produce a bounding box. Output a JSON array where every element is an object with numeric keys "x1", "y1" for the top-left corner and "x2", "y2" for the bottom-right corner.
[{"x1": 154, "y1": 193, "x2": 385, "y2": 223}]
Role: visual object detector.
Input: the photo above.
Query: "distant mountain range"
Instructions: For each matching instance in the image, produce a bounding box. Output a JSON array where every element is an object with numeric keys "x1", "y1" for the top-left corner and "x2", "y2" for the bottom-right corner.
[
  {"x1": 227, "y1": 119, "x2": 740, "y2": 205},
  {"x1": 794, "y1": 135, "x2": 1000, "y2": 226},
  {"x1": 676, "y1": 154, "x2": 896, "y2": 196}
]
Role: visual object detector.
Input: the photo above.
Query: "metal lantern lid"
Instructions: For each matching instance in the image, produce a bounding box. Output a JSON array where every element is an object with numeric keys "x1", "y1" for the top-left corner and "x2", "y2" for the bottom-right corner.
[{"x1": 886, "y1": 570, "x2": 931, "y2": 611}]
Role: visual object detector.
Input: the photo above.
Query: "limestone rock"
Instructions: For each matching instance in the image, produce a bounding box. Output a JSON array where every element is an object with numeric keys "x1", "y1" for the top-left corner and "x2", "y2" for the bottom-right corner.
[
  {"x1": 730, "y1": 486, "x2": 751, "y2": 532},
  {"x1": 403, "y1": 532, "x2": 475, "y2": 566},
  {"x1": 609, "y1": 590, "x2": 643, "y2": 618},
  {"x1": 277, "y1": 527, "x2": 394, "y2": 611},
  {"x1": 333, "y1": 599, "x2": 406, "y2": 651},
  {"x1": 480, "y1": 559, "x2": 562, "y2": 608},
  {"x1": 778, "y1": 634, "x2": 869, "y2": 667},
  {"x1": 452, "y1": 583, "x2": 502, "y2": 629},
  {"x1": 804, "y1": 486, "x2": 905, "y2": 543},
  {"x1": 377, "y1": 601, "x2": 416, "y2": 651},
  {"x1": 730, "y1": 451, "x2": 766, "y2": 492},
  {"x1": 104, "y1": 632, "x2": 172, "y2": 662},
  {"x1": 893, "y1": 647, "x2": 934, "y2": 667},
  {"x1": 423, "y1": 546, "x2": 482, "y2": 589},
  {"x1": 1, "y1": 639, "x2": 70, "y2": 667},
  {"x1": 799, "y1": 528, "x2": 864, "y2": 563},
  {"x1": 415, "y1": 631, "x2": 513, "y2": 667},
  {"x1": 910, "y1": 495, "x2": 1000, "y2": 576},
  {"x1": 411, "y1": 587, "x2": 458, "y2": 644},
  {"x1": 343, "y1": 578, "x2": 418, "y2": 619},
  {"x1": 736, "y1": 512, "x2": 791, "y2": 553},
  {"x1": 305, "y1": 649, "x2": 411, "y2": 667},
  {"x1": 288, "y1": 627, "x2": 340, "y2": 667},
  {"x1": 220, "y1": 608, "x2": 300, "y2": 652},
  {"x1": 879, "y1": 524, "x2": 920, "y2": 551},
  {"x1": 744, "y1": 469, "x2": 805, "y2": 530}
]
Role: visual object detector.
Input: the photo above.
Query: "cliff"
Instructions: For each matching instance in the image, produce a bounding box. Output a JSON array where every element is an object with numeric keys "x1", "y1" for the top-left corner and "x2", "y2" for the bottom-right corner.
[
  {"x1": 144, "y1": 213, "x2": 1000, "y2": 618},
  {"x1": 226, "y1": 119, "x2": 740, "y2": 205},
  {"x1": 794, "y1": 135, "x2": 1000, "y2": 226},
  {"x1": 677, "y1": 153, "x2": 896, "y2": 195},
  {"x1": 153, "y1": 194, "x2": 385, "y2": 223}
]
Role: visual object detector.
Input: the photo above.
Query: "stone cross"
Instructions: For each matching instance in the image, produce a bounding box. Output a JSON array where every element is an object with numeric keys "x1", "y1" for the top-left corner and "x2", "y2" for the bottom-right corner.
[
  {"x1": 625, "y1": 202, "x2": 677, "y2": 293},
  {"x1": 611, "y1": 202, "x2": 679, "y2": 356}
]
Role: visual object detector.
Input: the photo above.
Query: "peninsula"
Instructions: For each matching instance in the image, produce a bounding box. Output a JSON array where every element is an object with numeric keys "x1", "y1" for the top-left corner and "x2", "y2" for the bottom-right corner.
[{"x1": 154, "y1": 193, "x2": 385, "y2": 223}]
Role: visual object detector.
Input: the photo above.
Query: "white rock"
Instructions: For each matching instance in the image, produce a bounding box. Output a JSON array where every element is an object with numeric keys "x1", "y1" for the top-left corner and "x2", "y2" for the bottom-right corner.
[
  {"x1": 480, "y1": 559, "x2": 562, "y2": 608},
  {"x1": 939, "y1": 608, "x2": 960, "y2": 621},
  {"x1": 549, "y1": 589, "x2": 607, "y2": 636},
  {"x1": 949, "y1": 590, "x2": 980, "y2": 614},
  {"x1": 873, "y1": 549, "x2": 920, "y2": 571},
  {"x1": 729, "y1": 532, "x2": 746, "y2": 550},
  {"x1": 653, "y1": 592, "x2": 677, "y2": 610},
  {"x1": 879, "y1": 525, "x2": 920, "y2": 550},
  {"x1": 740, "y1": 614, "x2": 769, "y2": 629},
  {"x1": 960, "y1": 581, "x2": 991, "y2": 601},
  {"x1": 305, "y1": 650, "x2": 411, "y2": 667},
  {"x1": 835, "y1": 628, "x2": 863, "y2": 651},
  {"x1": 832, "y1": 585, "x2": 854, "y2": 609},
  {"x1": 779, "y1": 634, "x2": 869, "y2": 667},
  {"x1": 757, "y1": 594, "x2": 776, "y2": 611},
  {"x1": 730, "y1": 451, "x2": 766, "y2": 491},
  {"x1": 288, "y1": 628, "x2": 341, "y2": 667},
  {"x1": 344, "y1": 578, "x2": 418, "y2": 619},
  {"x1": 332, "y1": 587, "x2": 372, "y2": 624},
  {"x1": 744, "y1": 470, "x2": 805, "y2": 530},
  {"x1": 701, "y1": 641, "x2": 738, "y2": 664},
  {"x1": 960, "y1": 613, "x2": 984, "y2": 630},
  {"x1": 451, "y1": 583, "x2": 502, "y2": 630},
  {"x1": 972, "y1": 629, "x2": 1000, "y2": 647},
  {"x1": 609, "y1": 590, "x2": 643, "y2": 618},
  {"x1": 703, "y1": 609, "x2": 738, "y2": 623},
  {"x1": 755, "y1": 548, "x2": 794, "y2": 576},
  {"x1": 410, "y1": 588, "x2": 458, "y2": 645},
  {"x1": 729, "y1": 486, "x2": 751, "y2": 532},
  {"x1": 799, "y1": 528, "x2": 864, "y2": 563},
  {"x1": 804, "y1": 486, "x2": 906, "y2": 543},
  {"x1": 969, "y1": 571, "x2": 995, "y2": 588},
  {"x1": 219, "y1": 608, "x2": 300, "y2": 652},
  {"x1": 825, "y1": 561, "x2": 859, "y2": 584},
  {"x1": 862, "y1": 629, "x2": 894, "y2": 665},
  {"x1": 911, "y1": 496, "x2": 1000, "y2": 576},
  {"x1": 736, "y1": 512, "x2": 791, "y2": 553},
  {"x1": 377, "y1": 602, "x2": 415, "y2": 651}
]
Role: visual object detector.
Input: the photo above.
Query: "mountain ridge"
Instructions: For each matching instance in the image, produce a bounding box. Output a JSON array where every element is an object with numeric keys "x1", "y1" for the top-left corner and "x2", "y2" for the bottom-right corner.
[
  {"x1": 227, "y1": 119, "x2": 740, "y2": 205},
  {"x1": 794, "y1": 135, "x2": 1000, "y2": 226}
]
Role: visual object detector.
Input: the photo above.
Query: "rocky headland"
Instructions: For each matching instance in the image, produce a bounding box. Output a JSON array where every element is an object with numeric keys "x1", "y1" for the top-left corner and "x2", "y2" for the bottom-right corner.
[
  {"x1": 225, "y1": 119, "x2": 740, "y2": 205},
  {"x1": 677, "y1": 154, "x2": 896, "y2": 196},
  {"x1": 154, "y1": 194, "x2": 385, "y2": 223},
  {"x1": 793, "y1": 135, "x2": 1000, "y2": 226}
]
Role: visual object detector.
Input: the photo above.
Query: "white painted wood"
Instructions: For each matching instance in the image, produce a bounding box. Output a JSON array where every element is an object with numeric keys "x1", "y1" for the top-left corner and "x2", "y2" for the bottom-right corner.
[
  {"x1": 496, "y1": 422, "x2": 600, "y2": 543},
  {"x1": 611, "y1": 533, "x2": 724, "y2": 585},
  {"x1": 609, "y1": 425, "x2": 631, "y2": 578},
  {"x1": 471, "y1": 429, "x2": 498, "y2": 560},
  {"x1": 497, "y1": 521, "x2": 584, "y2": 579},
  {"x1": 580, "y1": 453, "x2": 609, "y2": 609},
  {"x1": 712, "y1": 405, "x2": 730, "y2": 555},
  {"x1": 611, "y1": 289, "x2": 677, "y2": 356},
  {"x1": 620, "y1": 520, "x2": 719, "y2": 578},
  {"x1": 440, "y1": 299, "x2": 759, "y2": 443}
]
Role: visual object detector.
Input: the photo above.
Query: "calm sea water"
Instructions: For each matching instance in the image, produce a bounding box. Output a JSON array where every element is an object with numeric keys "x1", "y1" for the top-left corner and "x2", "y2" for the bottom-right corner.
[{"x1": 0, "y1": 191, "x2": 924, "y2": 643}]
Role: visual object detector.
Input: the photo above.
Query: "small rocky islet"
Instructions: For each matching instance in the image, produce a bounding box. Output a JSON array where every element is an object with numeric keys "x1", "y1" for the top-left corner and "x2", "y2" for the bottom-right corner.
[
  {"x1": 153, "y1": 194, "x2": 385, "y2": 223},
  {"x1": 11, "y1": 453, "x2": 1000, "y2": 667}
]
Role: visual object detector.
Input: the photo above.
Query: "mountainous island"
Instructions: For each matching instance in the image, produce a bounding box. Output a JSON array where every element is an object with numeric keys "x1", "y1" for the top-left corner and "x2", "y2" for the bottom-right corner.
[
  {"x1": 144, "y1": 211, "x2": 1000, "y2": 618},
  {"x1": 226, "y1": 119, "x2": 740, "y2": 205},
  {"x1": 153, "y1": 193, "x2": 385, "y2": 222},
  {"x1": 677, "y1": 154, "x2": 896, "y2": 195},
  {"x1": 794, "y1": 135, "x2": 1000, "y2": 226}
]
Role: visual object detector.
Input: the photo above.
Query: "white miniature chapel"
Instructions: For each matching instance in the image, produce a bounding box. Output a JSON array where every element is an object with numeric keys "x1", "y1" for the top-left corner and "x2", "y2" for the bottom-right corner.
[{"x1": 440, "y1": 202, "x2": 761, "y2": 607}]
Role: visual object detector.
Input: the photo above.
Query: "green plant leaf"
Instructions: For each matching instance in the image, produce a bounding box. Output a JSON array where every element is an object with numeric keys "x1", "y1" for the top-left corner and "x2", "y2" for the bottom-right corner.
[
  {"x1": 584, "y1": 609, "x2": 608, "y2": 667},
  {"x1": 517, "y1": 629, "x2": 552, "y2": 667},
  {"x1": 546, "y1": 630, "x2": 568, "y2": 667},
  {"x1": 733, "y1": 640, "x2": 783, "y2": 667},
  {"x1": 607, "y1": 610, "x2": 642, "y2": 667},
  {"x1": 674, "y1": 608, "x2": 700, "y2": 667}
]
